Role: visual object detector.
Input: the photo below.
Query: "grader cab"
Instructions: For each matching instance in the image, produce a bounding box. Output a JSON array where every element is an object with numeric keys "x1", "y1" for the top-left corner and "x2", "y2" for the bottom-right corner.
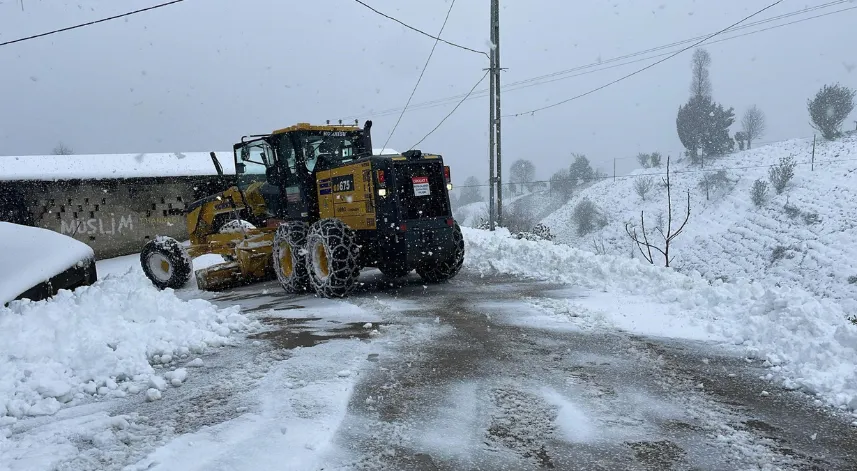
[{"x1": 140, "y1": 121, "x2": 464, "y2": 297}]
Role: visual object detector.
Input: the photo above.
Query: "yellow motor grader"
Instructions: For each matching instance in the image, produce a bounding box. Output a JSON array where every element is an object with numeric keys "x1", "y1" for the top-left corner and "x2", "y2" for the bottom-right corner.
[{"x1": 140, "y1": 121, "x2": 464, "y2": 298}]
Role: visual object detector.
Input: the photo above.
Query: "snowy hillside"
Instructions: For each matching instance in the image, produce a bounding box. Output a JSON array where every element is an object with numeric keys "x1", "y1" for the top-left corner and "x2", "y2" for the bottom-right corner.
[
  {"x1": 542, "y1": 136, "x2": 857, "y2": 318},
  {"x1": 454, "y1": 190, "x2": 560, "y2": 229}
]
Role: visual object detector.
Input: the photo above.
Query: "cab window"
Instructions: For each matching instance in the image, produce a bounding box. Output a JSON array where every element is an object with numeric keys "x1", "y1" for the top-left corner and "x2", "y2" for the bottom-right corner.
[
  {"x1": 303, "y1": 135, "x2": 358, "y2": 172},
  {"x1": 235, "y1": 141, "x2": 273, "y2": 190}
]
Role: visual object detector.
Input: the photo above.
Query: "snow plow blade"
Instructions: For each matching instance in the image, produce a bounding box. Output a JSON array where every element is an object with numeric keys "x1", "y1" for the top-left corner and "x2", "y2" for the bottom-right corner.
[{"x1": 195, "y1": 262, "x2": 270, "y2": 291}]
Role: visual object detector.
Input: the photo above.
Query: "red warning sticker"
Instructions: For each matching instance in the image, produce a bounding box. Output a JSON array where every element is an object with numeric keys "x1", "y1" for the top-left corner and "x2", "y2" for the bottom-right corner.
[{"x1": 412, "y1": 176, "x2": 430, "y2": 196}]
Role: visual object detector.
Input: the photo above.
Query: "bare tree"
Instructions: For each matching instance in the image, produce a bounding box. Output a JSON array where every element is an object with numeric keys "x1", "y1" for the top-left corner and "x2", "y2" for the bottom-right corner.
[
  {"x1": 633, "y1": 176, "x2": 654, "y2": 201},
  {"x1": 52, "y1": 142, "x2": 74, "y2": 155},
  {"x1": 509, "y1": 159, "x2": 536, "y2": 195},
  {"x1": 741, "y1": 105, "x2": 766, "y2": 149},
  {"x1": 690, "y1": 48, "x2": 712, "y2": 99},
  {"x1": 625, "y1": 156, "x2": 691, "y2": 267}
]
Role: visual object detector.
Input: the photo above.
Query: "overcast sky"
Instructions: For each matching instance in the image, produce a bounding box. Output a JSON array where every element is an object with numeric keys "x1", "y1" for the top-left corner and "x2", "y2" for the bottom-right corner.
[{"x1": 0, "y1": 0, "x2": 855, "y2": 185}]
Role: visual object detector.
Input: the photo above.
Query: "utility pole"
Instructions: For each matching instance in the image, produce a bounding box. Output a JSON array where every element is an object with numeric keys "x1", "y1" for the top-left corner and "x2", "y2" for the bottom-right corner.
[
  {"x1": 487, "y1": 1, "x2": 496, "y2": 231},
  {"x1": 493, "y1": 0, "x2": 503, "y2": 227}
]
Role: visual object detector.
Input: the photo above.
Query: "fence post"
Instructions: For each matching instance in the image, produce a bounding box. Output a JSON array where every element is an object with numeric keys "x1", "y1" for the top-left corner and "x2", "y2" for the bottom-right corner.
[
  {"x1": 613, "y1": 158, "x2": 616, "y2": 182},
  {"x1": 811, "y1": 134, "x2": 816, "y2": 171}
]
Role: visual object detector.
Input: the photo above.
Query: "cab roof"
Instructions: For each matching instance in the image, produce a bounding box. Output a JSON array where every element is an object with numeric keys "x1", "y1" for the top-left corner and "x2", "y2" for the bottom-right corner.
[{"x1": 271, "y1": 122, "x2": 361, "y2": 135}]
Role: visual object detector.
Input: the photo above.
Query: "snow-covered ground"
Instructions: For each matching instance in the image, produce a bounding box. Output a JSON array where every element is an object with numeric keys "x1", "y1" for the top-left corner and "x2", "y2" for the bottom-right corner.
[
  {"x1": 463, "y1": 227, "x2": 857, "y2": 414},
  {"x1": 0, "y1": 263, "x2": 257, "y2": 468},
  {"x1": 0, "y1": 222, "x2": 95, "y2": 304},
  {"x1": 542, "y1": 136, "x2": 857, "y2": 317}
]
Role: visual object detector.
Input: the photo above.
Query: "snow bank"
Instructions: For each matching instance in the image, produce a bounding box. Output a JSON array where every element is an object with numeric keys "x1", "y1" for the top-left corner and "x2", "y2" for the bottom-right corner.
[
  {"x1": 0, "y1": 151, "x2": 234, "y2": 181},
  {"x1": 462, "y1": 228, "x2": 857, "y2": 411},
  {"x1": 0, "y1": 222, "x2": 95, "y2": 304},
  {"x1": 0, "y1": 270, "x2": 256, "y2": 422}
]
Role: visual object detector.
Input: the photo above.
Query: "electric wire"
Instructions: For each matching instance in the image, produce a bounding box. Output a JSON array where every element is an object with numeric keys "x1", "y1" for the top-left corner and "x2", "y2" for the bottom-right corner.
[
  {"x1": 382, "y1": 0, "x2": 458, "y2": 151},
  {"x1": 410, "y1": 71, "x2": 490, "y2": 149},
  {"x1": 0, "y1": 0, "x2": 186, "y2": 47},
  {"x1": 352, "y1": 0, "x2": 487, "y2": 56}
]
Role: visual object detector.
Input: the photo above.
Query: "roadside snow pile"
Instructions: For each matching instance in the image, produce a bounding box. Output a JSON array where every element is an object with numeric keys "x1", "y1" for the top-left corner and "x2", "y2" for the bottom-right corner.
[
  {"x1": 541, "y1": 136, "x2": 857, "y2": 315},
  {"x1": 462, "y1": 228, "x2": 857, "y2": 411},
  {"x1": 0, "y1": 222, "x2": 95, "y2": 304},
  {"x1": 0, "y1": 270, "x2": 256, "y2": 421}
]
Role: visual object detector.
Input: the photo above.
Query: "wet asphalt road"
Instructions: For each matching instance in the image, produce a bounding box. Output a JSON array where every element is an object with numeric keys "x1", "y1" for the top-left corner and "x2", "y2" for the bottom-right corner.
[{"x1": 210, "y1": 271, "x2": 857, "y2": 470}]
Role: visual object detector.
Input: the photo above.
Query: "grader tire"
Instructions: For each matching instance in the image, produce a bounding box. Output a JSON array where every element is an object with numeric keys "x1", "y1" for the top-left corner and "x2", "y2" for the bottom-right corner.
[
  {"x1": 140, "y1": 236, "x2": 193, "y2": 289},
  {"x1": 305, "y1": 219, "x2": 361, "y2": 298},
  {"x1": 417, "y1": 223, "x2": 464, "y2": 283},
  {"x1": 378, "y1": 264, "x2": 412, "y2": 279},
  {"x1": 273, "y1": 222, "x2": 311, "y2": 293}
]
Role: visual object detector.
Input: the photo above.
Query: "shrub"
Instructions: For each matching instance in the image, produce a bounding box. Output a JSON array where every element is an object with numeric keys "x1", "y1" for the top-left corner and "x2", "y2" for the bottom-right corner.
[
  {"x1": 802, "y1": 212, "x2": 821, "y2": 225},
  {"x1": 531, "y1": 223, "x2": 554, "y2": 241},
  {"x1": 770, "y1": 246, "x2": 788, "y2": 263},
  {"x1": 502, "y1": 200, "x2": 538, "y2": 234},
  {"x1": 768, "y1": 156, "x2": 796, "y2": 194},
  {"x1": 649, "y1": 152, "x2": 662, "y2": 168},
  {"x1": 572, "y1": 198, "x2": 606, "y2": 236},
  {"x1": 634, "y1": 176, "x2": 655, "y2": 201},
  {"x1": 591, "y1": 237, "x2": 607, "y2": 255},
  {"x1": 783, "y1": 202, "x2": 801, "y2": 219},
  {"x1": 751, "y1": 179, "x2": 768, "y2": 207},
  {"x1": 636, "y1": 153, "x2": 650, "y2": 168}
]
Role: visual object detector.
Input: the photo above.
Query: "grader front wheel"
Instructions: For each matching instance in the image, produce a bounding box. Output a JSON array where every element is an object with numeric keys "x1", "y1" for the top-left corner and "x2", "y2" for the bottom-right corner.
[
  {"x1": 273, "y1": 222, "x2": 311, "y2": 293},
  {"x1": 305, "y1": 219, "x2": 361, "y2": 298},
  {"x1": 140, "y1": 236, "x2": 193, "y2": 289}
]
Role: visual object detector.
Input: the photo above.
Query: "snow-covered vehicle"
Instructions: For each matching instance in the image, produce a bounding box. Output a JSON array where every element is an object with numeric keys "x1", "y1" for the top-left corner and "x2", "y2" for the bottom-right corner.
[{"x1": 0, "y1": 222, "x2": 97, "y2": 305}]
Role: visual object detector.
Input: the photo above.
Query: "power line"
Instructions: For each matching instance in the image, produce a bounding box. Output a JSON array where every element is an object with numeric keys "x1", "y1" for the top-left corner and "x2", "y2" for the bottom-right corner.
[
  {"x1": 352, "y1": 0, "x2": 487, "y2": 57},
  {"x1": 504, "y1": 0, "x2": 786, "y2": 118},
  {"x1": 343, "y1": 1, "x2": 854, "y2": 121},
  {"x1": 506, "y1": 0, "x2": 850, "y2": 88},
  {"x1": 411, "y1": 71, "x2": 489, "y2": 150},
  {"x1": 493, "y1": 4, "x2": 857, "y2": 96},
  {"x1": 382, "y1": 0, "x2": 457, "y2": 151},
  {"x1": 0, "y1": 0, "x2": 186, "y2": 48}
]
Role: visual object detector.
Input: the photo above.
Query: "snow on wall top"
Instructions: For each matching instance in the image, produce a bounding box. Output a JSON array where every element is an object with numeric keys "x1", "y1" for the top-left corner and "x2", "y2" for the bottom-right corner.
[
  {"x1": 0, "y1": 152, "x2": 235, "y2": 182},
  {"x1": 0, "y1": 222, "x2": 95, "y2": 304},
  {"x1": 0, "y1": 149, "x2": 402, "y2": 182}
]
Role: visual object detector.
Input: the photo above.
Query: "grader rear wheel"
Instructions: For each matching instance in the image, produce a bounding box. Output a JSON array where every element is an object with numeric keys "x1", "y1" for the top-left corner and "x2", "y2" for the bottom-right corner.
[{"x1": 416, "y1": 223, "x2": 464, "y2": 283}]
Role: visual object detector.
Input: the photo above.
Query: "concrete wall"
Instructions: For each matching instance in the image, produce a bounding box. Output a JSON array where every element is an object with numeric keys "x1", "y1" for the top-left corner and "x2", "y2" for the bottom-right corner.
[{"x1": 0, "y1": 177, "x2": 225, "y2": 259}]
